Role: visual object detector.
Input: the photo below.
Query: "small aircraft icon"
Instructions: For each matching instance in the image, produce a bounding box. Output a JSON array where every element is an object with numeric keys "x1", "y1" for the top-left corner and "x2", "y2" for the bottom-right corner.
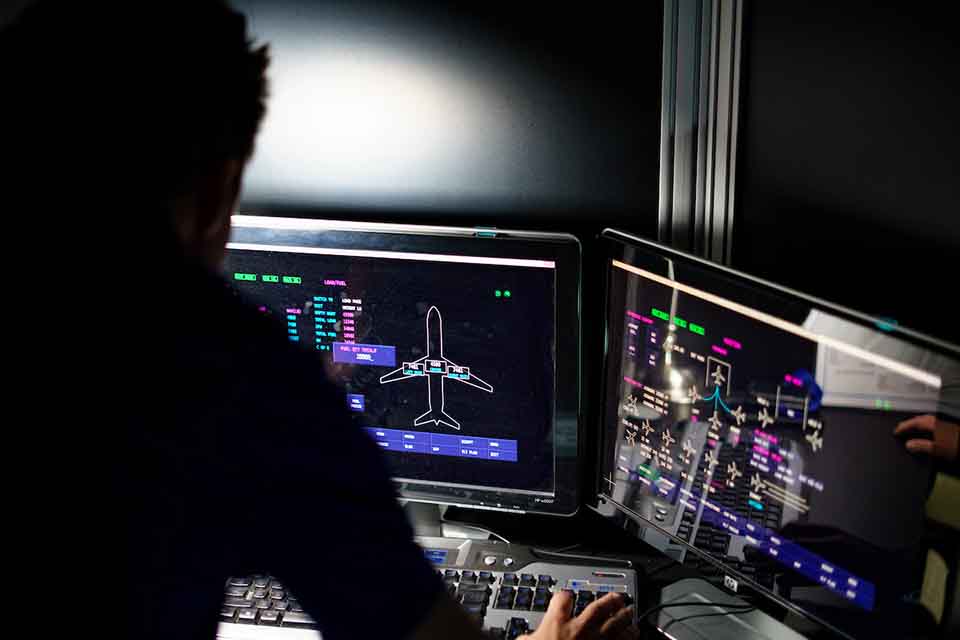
[
  {"x1": 710, "y1": 366, "x2": 727, "y2": 387},
  {"x1": 640, "y1": 419, "x2": 656, "y2": 437},
  {"x1": 758, "y1": 407, "x2": 775, "y2": 429},
  {"x1": 380, "y1": 306, "x2": 493, "y2": 430},
  {"x1": 709, "y1": 410, "x2": 724, "y2": 431},
  {"x1": 730, "y1": 405, "x2": 746, "y2": 426},
  {"x1": 661, "y1": 430, "x2": 677, "y2": 447},
  {"x1": 726, "y1": 462, "x2": 742, "y2": 484},
  {"x1": 751, "y1": 473, "x2": 764, "y2": 492},
  {"x1": 688, "y1": 385, "x2": 700, "y2": 402},
  {"x1": 682, "y1": 439, "x2": 697, "y2": 459},
  {"x1": 805, "y1": 431, "x2": 824, "y2": 452}
]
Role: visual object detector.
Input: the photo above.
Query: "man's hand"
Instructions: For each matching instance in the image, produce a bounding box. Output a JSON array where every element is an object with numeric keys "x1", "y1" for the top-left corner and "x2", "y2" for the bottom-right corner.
[
  {"x1": 522, "y1": 590, "x2": 637, "y2": 640},
  {"x1": 894, "y1": 414, "x2": 959, "y2": 461}
]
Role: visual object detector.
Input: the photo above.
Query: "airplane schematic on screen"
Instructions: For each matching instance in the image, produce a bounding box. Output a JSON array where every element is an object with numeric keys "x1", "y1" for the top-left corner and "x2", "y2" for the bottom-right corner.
[{"x1": 380, "y1": 306, "x2": 494, "y2": 430}]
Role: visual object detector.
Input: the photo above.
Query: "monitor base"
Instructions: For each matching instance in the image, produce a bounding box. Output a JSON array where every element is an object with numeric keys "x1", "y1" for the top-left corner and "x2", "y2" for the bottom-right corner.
[{"x1": 403, "y1": 500, "x2": 499, "y2": 540}]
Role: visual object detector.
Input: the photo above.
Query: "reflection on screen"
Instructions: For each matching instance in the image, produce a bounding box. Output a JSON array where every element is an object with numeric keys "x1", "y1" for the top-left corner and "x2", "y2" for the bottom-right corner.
[{"x1": 602, "y1": 259, "x2": 958, "y2": 618}]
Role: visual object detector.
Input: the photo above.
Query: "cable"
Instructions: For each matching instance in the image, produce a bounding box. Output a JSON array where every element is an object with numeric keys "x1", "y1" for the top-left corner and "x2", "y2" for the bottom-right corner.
[
  {"x1": 639, "y1": 601, "x2": 756, "y2": 627},
  {"x1": 532, "y1": 543, "x2": 582, "y2": 554},
  {"x1": 660, "y1": 606, "x2": 756, "y2": 633}
]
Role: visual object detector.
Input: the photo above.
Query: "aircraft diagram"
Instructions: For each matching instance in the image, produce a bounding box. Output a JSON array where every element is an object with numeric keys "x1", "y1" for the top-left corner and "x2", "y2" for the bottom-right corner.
[{"x1": 379, "y1": 306, "x2": 493, "y2": 430}]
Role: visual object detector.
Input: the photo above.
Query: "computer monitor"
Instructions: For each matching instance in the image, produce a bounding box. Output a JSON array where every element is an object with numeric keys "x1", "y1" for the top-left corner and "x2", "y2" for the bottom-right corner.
[
  {"x1": 596, "y1": 229, "x2": 959, "y2": 638},
  {"x1": 224, "y1": 215, "x2": 582, "y2": 516}
]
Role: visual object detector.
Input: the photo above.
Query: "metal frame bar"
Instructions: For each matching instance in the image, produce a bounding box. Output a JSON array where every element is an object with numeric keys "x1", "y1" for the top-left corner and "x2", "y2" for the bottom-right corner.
[{"x1": 659, "y1": 0, "x2": 743, "y2": 265}]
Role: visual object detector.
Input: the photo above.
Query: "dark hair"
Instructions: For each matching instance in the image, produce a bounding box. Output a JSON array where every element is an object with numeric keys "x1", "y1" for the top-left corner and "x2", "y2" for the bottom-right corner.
[{"x1": 3, "y1": 1, "x2": 269, "y2": 212}]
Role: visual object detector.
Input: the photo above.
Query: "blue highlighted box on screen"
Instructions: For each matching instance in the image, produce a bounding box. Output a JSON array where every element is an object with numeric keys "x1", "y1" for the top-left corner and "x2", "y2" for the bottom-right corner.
[
  {"x1": 332, "y1": 342, "x2": 396, "y2": 366},
  {"x1": 365, "y1": 427, "x2": 518, "y2": 462},
  {"x1": 347, "y1": 394, "x2": 365, "y2": 412}
]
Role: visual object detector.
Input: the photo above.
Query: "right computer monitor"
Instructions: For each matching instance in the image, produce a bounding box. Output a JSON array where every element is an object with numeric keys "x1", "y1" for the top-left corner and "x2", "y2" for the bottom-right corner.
[{"x1": 597, "y1": 229, "x2": 959, "y2": 638}]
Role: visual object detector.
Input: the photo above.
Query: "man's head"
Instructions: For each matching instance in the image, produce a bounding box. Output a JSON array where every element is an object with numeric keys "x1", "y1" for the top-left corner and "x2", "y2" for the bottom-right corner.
[{"x1": 4, "y1": 1, "x2": 269, "y2": 269}]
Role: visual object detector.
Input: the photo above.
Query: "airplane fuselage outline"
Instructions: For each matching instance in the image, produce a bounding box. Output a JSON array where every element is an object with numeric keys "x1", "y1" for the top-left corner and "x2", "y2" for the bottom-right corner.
[{"x1": 379, "y1": 306, "x2": 493, "y2": 430}]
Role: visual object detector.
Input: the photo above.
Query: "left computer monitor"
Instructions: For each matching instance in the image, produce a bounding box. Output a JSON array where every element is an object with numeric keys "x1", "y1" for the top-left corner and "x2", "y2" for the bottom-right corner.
[{"x1": 224, "y1": 215, "x2": 582, "y2": 516}]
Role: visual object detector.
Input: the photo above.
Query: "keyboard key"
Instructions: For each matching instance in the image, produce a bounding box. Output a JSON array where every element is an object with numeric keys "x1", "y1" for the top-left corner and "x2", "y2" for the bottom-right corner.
[
  {"x1": 270, "y1": 591, "x2": 286, "y2": 600},
  {"x1": 253, "y1": 589, "x2": 267, "y2": 599},
  {"x1": 502, "y1": 573, "x2": 518, "y2": 586},
  {"x1": 237, "y1": 608, "x2": 258, "y2": 623},
  {"x1": 289, "y1": 600, "x2": 304, "y2": 613},
  {"x1": 459, "y1": 583, "x2": 491, "y2": 593},
  {"x1": 273, "y1": 600, "x2": 289, "y2": 611},
  {"x1": 229, "y1": 576, "x2": 252, "y2": 588},
  {"x1": 519, "y1": 574, "x2": 537, "y2": 587},
  {"x1": 269, "y1": 581, "x2": 284, "y2": 590},
  {"x1": 282, "y1": 611, "x2": 317, "y2": 626},
  {"x1": 532, "y1": 588, "x2": 551, "y2": 611},
  {"x1": 253, "y1": 577, "x2": 270, "y2": 589},
  {"x1": 444, "y1": 570, "x2": 460, "y2": 581},
  {"x1": 225, "y1": 586, "x2": 248, "y2": 597},
  {"x1": 219, "y1": 607, "x2": 236, "y2": 622},
  {"x1": 254, "y1": 599, "x2": 271, "y2": 609},
  {"x1": 461, "y1": 571, "x2": 478, "y2": 584},
  {"x1": 224, "y1": 597, "x2": 252, "y2": 608},
  {"x1": 461, "y1": 590, "x2": 489, "y2": 605},
  {"x1": 462, "y1": 603, "x2": 485, "y2": 619},
  {"x1": 537, "y1": 575, "x2": 554, "y2": 587},
  {"x1": 576, "y1": 590, "x2": 595, "y2": 604},
  {"x1": 496, "y1": 587, "x2": 516, "y2": 609},
  {"x1": 506, "y1": 617, "x2": 530, "y2": 640},
  {"x1": 259, "y1": 610, "x2": 280, "y2": 625},
  {"x1": 514, "y1": 587, "x2": 533, "y2": 610},
  {"x1": 447, "y1": 583, "x2": 457, "y2": 598},
  {"x1": 479, "y1": 571, "x2": 495, "y2": 583}
]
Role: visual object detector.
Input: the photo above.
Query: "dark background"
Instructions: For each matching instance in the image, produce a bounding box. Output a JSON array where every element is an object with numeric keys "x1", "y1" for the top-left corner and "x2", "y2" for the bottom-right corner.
[
  {"x1": 735, "y1": 1, "x2": 960, "y2": 344},
  {"x1": 2, "y1": 2, "x2": 956, "y2": 337}
]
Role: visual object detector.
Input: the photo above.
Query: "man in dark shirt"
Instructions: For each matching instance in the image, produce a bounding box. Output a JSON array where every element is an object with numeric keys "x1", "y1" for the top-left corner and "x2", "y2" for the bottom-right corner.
[{"x1": 3, "y1": 2, "x2": 634, "y2": 638}]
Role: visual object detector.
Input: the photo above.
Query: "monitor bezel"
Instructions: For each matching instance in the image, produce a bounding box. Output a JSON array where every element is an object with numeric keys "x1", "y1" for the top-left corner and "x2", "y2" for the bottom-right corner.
[
  {"x1": 594, "y1": 227, "x2": 959, "y2": 639},
  {"x1": 228, "y1": 215, "x2": 582, "y2": 517}
]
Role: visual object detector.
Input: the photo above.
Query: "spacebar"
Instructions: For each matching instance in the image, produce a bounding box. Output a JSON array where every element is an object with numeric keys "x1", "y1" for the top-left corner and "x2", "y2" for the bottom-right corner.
[{"x1": 218, "y1": 621, "x2": 322, "y2": 640}]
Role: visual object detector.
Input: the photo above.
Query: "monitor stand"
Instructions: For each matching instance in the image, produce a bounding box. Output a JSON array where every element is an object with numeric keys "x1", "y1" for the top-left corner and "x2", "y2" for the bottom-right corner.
[
  {"x1": 403, "y1": 501, "x2": 499, "y2": 540},
  {"x1": 652, "y1": 578, "x2": 805, "y2": 640}
]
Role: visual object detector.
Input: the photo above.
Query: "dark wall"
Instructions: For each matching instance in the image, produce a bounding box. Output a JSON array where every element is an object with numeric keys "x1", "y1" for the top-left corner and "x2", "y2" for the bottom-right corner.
[
  {"x1": 735, "y1": 1, "x2": 960, "y2": 344},
  {"x1": 232, "y1": 0, "x2": 662, "y2": 239}
]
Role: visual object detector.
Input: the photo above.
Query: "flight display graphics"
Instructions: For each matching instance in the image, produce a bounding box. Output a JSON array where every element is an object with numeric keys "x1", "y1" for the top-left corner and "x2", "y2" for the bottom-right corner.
[
  {"x1": 225, "y1": 245, "x2": 557, "y2": 495},
  {"x1": 600, "y1": 255, "x2": 950, "y2": 627}
]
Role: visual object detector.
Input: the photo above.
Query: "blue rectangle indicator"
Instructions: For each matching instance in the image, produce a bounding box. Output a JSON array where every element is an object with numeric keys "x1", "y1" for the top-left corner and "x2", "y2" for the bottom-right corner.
[{"x1": 363, "y1": 427, "x2": 517, "y2": 463}]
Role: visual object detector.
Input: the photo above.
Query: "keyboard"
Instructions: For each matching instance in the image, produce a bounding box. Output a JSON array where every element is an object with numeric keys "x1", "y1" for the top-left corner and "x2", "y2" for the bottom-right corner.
[{"x1": 217, "y1": 537, "x2": 638, "y2": 639}]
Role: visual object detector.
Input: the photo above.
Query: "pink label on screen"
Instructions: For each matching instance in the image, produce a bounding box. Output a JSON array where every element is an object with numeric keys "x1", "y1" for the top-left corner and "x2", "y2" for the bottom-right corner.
[
  {"x1": 285, "y1": 308, "x2": 302, "y2": 315},
  {"x1": 343, "y1": 312, "x2": 354, "y2": 318},
  {"x1": 711, "y1": 345, "x2": 728, "y2": 356},
  {"x1": 723, "y1": 338, "x2": 742, "y2": 349},
  {"x1": 323, "y1": 279, "x2": 347, "y2": 286},
  {"x1": 627, "y1": 310, "x2": 654, "y2": 325}
]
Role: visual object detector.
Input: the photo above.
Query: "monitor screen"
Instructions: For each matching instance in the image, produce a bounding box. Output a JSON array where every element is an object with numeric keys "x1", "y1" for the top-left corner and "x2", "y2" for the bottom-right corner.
[
  {"x1": 224, "y1": 216, "x2": 581, "y2": 515},
  {"x1": 597, "y1": 229, "x2": 959, "y2": 638}
]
